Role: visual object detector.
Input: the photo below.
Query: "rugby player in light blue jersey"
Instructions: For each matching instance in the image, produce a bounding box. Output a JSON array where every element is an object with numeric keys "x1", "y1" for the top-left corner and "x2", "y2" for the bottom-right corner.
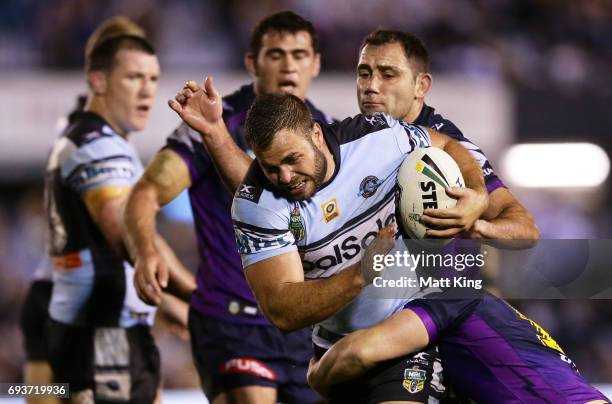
[
  {"x1": 169, "y1": 85, "x2": 488, "y2": 402},
  {"x1": 45, "y1": 33, "x2": 193, "y2": 403},
  {"x1": 124, "y1": 12, "x2": 331, "y2": 404}
]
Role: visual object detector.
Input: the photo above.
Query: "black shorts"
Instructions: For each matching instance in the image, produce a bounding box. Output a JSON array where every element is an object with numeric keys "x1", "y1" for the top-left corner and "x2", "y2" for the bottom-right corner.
[
  {"x1": 48, "y1": 320, "x2": 160, "y2": 403},
  {"x1": 324, "y1": 345, "x2": 446, "y2": 404},
  {"x1": 188, "y1": 308, "x2": 319, "y2": 403},
  {"x1": 20, "y1": 280, "x2": 53, "y2": 361}
]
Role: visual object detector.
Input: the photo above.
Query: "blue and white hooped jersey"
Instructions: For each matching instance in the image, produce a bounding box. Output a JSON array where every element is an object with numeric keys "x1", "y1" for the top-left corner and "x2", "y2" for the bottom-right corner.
[
  {"x1": 232, "y1": 113, "x2": 431, "y2": 347},
  {"x1": 45, "y1": 111, "x2": 156, "y2": 328}
]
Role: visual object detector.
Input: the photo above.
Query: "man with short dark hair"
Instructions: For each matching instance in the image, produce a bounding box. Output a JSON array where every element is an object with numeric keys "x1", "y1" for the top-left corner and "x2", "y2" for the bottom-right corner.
[
  {"x1": 357, "y1": 29, "x2": 539, "y2": 242},
  {"x1": 45, "y1": 33, "x2": 193, "y2": 403},
  {"x1": 124, "y1": 11, "x2": 329, "y2": 403}
]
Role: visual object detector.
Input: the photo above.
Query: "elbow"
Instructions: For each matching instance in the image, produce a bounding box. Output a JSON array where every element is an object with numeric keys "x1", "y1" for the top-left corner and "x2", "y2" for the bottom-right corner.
[
  {"x1": 523, "y1": 223, "x2": 540, "y2": 248},
  {"x1": 266, "y1": 312, "x2": 302, "y2": 333},
  {"x1": 522, "y1": 212, "x2": 541, "y2": 246},
  {"x1": 257, "y1": 299, "x2": 300, "y2": 332},
  {"x1": 345, "y1": 338, "x2": 374, "y2": 370}
]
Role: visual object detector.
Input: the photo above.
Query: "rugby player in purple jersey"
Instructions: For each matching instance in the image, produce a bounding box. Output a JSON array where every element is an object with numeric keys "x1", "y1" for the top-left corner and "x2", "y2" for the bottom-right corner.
[
  {"x1": 356, "y1": 30, "x2": 539, "y2": 244},
  {"x1": 307, "y1": 232, "x2": 609, "y2": 403},
  {"x1": 124, "y1": 11, "x2": 331, "y2": 404}
]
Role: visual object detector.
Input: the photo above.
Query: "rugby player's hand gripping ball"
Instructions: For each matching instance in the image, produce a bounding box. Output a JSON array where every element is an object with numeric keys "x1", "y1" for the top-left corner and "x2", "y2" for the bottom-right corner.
[{"x1": 396, "y1": 147, "x2": 465, "y2": 241}]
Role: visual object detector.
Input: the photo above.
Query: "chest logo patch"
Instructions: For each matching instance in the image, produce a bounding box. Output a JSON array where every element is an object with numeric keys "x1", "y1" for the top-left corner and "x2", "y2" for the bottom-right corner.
[
  {"x1": 321, "y1": 198, "x2": 340, "y2": 223},
  {"x1": 358, "y1": 175, "x2": 382, "y2": 198}
]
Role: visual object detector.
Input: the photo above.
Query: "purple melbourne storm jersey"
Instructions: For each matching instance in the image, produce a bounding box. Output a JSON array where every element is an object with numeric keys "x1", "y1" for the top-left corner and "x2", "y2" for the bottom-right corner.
[
  {"x1": 165, "y1": 84, "x2": 333, "y2": 325},
  {"x1": 406, "y1": 292, "x2": 608, "y2": 402},
  {"x1": 414, "y1": 104, "x2": 505, "y2": 194}
]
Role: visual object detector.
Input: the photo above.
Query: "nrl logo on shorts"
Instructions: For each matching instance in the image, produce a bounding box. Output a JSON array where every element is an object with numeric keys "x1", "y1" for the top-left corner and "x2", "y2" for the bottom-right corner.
[
  {"x1": 403, "y1": 367, "x2": 426, "y2": 394},
  {"x1": 289, "y1": 207, "x2": 305, "y2": 242},
  {"x1": 358, "y1": 175, "x2": 382, "y2": 198}
]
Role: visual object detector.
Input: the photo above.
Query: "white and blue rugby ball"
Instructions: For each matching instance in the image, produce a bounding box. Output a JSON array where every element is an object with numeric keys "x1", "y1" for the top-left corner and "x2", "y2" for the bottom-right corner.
[{"x1": 397, "y1": 147, "x2": 465, "y2": 239}]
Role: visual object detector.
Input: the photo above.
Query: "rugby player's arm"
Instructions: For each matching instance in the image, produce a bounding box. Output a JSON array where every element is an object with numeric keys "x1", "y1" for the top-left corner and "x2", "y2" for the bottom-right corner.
[
  {"x1": 245, "y1": 252, "x2": 365, "y2": 333},
  {"x1": 123, "y1": 149, "x2": 196, "y2": 304},
  {"x1": 308, "y1": 309, "x2": 429, "y2": 397},
  {"x1": 468, "y1": 187, "x2": 540, "y2": 248},
  {"x1": 423, "y1": 130, "x2": 489, "y2": 237},
  {"x1": 169, "y1": 77, "x2": 252, "y2": 193},
  {"x1": 83, "y1": 185, "x2": 132, "y2": 259}
]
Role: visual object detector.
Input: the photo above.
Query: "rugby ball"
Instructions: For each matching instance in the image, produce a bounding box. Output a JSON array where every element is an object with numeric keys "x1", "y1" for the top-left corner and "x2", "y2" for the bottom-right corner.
[{"x1": 397, "y1": 147, "x2": 465, "y2": 239}]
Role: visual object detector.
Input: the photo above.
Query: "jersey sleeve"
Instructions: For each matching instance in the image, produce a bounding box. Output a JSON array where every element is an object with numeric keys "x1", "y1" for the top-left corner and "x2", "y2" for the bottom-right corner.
[
  {"x1": 232, "y1": 194, "x2": 296, "y2": 268},
  {"x1": 431, "y1": 119, "x2": 505, "y2": 193},
  {"x1": 61, "y1": 134, "x2": 140, "y2": 194},
  {"x1": 456, "y1": 139, "x2": 505, "y2": 193},
  {"x1": 163, "y1": 122, "x2": 212, "y2": 184},
  {"x1": 383, "y1": 114, "x2": 432, "y2": 154}
]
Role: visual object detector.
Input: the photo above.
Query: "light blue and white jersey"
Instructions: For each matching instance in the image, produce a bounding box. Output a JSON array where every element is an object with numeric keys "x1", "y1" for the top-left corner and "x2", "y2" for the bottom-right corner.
[
  {"x1": 46, "y1": 111, "x2": 156, "y2": 328},
  {"x1": 232, "y1": 113, "x2": 431, "y2": 348}
]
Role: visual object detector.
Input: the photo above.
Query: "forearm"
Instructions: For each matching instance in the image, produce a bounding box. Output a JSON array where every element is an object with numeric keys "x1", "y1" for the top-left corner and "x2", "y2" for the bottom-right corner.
[
  {"x1": 123, "y1": 180, "x2": 161, "y2": 260},
  {"x1": 154, "y1": 235, "x2": 196, "y2": 301},
  {"x1": 443, "y1": 140, "x2": 486, "y2": 194},
  {"x1": 471, "y1": 208, "x2": 540, "y2": 248},
  {"x1": 257, "y1": 265, "x2": 364, "y2": 332},
  {"x1": 468, "y1": 188, "x2": 540, "y2": 248},
  {"x1": 314, "y1": 330, "x2": 373, "y2": 385},
  {"x1": 198, "y1": 121, "x2": 252, "y2": 193}
]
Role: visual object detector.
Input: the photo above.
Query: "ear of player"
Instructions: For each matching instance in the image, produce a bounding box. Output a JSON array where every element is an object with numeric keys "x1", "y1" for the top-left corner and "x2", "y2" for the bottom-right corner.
[{"x1": 396, "y1": 147, "x2": 465, "y2": 242}]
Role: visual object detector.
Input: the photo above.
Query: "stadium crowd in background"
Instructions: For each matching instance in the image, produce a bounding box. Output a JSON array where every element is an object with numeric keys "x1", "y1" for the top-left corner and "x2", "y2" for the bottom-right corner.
[{"x1": 1, "y1": 0, "x2": 611, "y2": 94}]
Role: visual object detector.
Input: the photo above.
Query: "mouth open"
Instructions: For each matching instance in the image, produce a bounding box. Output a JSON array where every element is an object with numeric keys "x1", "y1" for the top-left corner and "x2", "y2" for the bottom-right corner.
[
  {"x1": 287, "y1": 179, "x2": 307, "y2": 195},
  {"x1": 137, "y1": 105, "x2": 150, "y2": 113},
  {"x1": 278, "y1": 80, "x2": 298, "y2": 92}
]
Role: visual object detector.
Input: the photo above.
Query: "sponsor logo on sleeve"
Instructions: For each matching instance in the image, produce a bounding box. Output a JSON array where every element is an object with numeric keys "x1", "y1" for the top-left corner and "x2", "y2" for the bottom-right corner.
[
  {"x1": 236, "y1": 183, "x2": 263, "y2": 203},
  {"x1": 68, "y1": 157, "x2": 135, "y2": 191}
]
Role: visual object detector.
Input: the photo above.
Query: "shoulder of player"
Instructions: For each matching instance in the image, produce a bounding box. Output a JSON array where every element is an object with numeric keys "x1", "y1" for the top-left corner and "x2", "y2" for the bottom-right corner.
[
  {"x1": 64, "y1": 111, "x2": 119, "y2": 147},
  {"x1": 327, "y1": 112, "x2": 426, "y2": 145},
  {"x1": 324, "y1": 112, "x2": 391, "y2": 145},
  {"x1": 166, "y1": 121, "x2": 204, "y2": 151},
  {"x1": 234, "y1": 160, "x2": 290, "y2": 210},
  {"x1": 304, "y1": 99, "x2": 335, "y2": 124},
  {"x1": 417, "y1": 105, "x2": 465, "y2": 140},
  {"x1": 57, "y1": 122, "x2": 137, "y2": 181}
]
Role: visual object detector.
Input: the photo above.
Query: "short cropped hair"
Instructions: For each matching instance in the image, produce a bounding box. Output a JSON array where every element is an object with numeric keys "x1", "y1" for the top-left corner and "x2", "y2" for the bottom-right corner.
[
  {"x1": 245, "y1": 94, "x2": 313, "y2": 151},
  {"x1": 360, "y1": 29, "x2": 429, "y2": 74},
  {"x1": 249, "y1": 11, "x2": 319, "y2": 58},
  {"x1": 86, "y1": 34, "x2": 155, "y2": 73},
  {"x1": 85, "y1": 16, "x2": 146, "y2": 61}
]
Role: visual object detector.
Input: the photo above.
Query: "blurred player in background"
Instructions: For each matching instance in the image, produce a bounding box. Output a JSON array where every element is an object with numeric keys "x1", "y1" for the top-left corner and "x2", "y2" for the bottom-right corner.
[
  {"x1": 43, "y1": 21, "x2": 193, "y2": 403},
  {"x1": 356, "y1": 29, "x2": 539, "y2": 242},
  {"x1": 20, "y1": 17, "x2": 146, "y2": 404},
  {"x1": 124, "y1": 11, "x2": 331, "y2": 404}
]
